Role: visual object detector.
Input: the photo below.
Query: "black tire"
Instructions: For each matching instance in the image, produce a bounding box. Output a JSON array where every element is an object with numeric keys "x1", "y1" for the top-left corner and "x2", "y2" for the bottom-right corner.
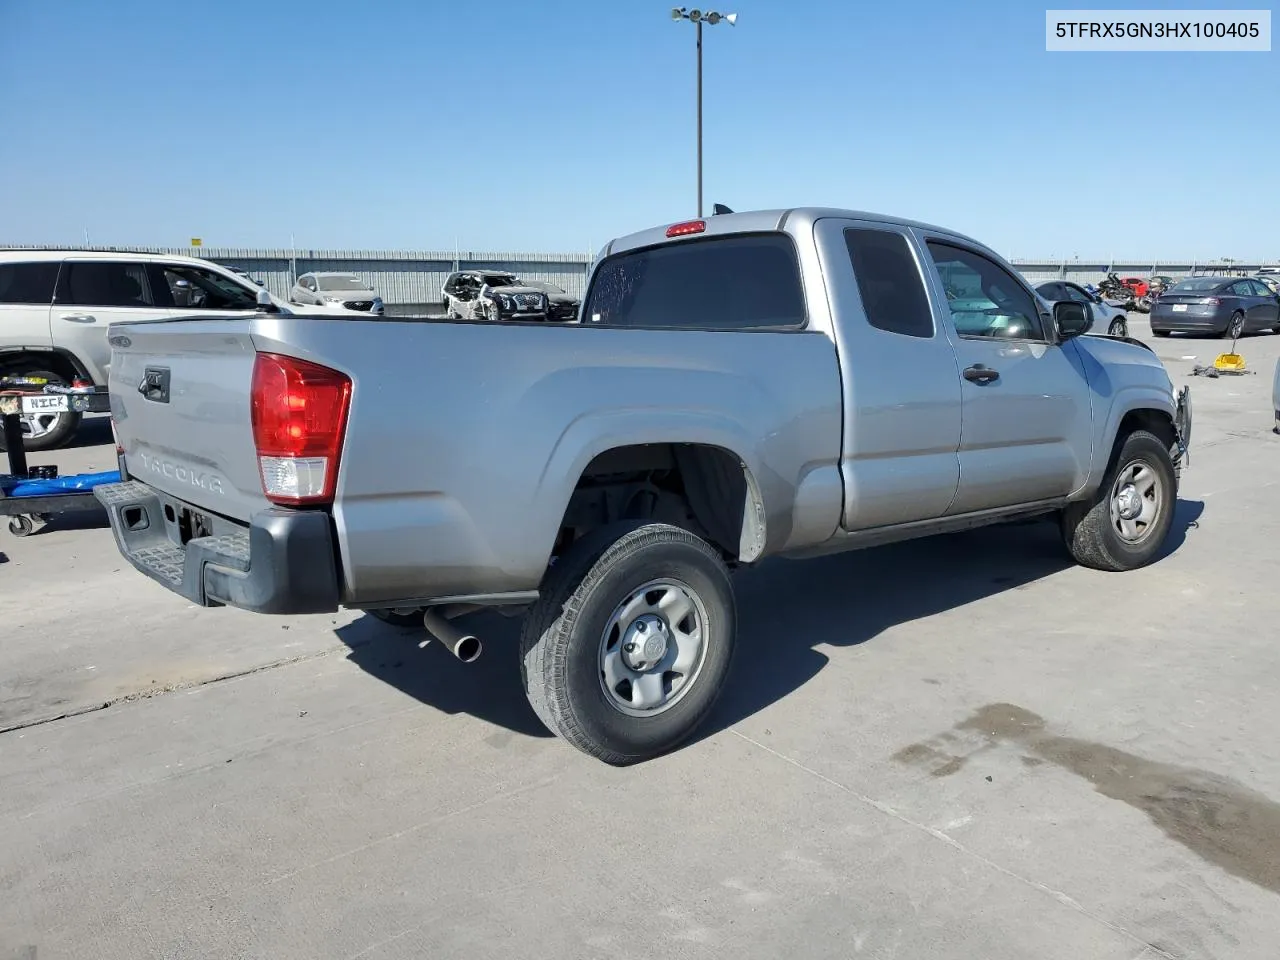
[
  {"x1": 520, "y1": 522, "x2": 736, "y2": 765},
  {"x1": 0, "y1": 368, "x2": 82, "y2": 452},
  {"x1": 486, "y1": 302, "x2": 501, "y2": 323},
  {"x1": 1152, "y1": 330, "x2": 1170, "y2": 337},
  {"x1": 369, "y1": 607, "x2": 425, "y2": 628},
  {"x1": 1060, "y1": 429, "x2": 1177, "y2": 572},
  {"x1": 1108, "y1": 317, "x2": 1128, "y2": 337},
  {"x1": 1222, "y1": 312, "x2": 1245, "y2": 340}
]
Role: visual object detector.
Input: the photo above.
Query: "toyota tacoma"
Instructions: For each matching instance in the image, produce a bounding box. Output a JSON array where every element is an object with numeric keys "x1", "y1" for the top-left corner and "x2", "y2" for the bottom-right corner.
[{"x1": 94, "y1": 207, "x2": 1192, "y2": 765}]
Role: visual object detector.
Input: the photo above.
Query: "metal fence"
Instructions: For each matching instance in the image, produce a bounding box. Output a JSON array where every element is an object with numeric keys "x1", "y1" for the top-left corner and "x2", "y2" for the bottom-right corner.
[
  {"x1": 1010, "y1": 259, "x2": 1279, "y2": 284},
  {"x1": 4, "y1": 244, "x2": 1276, "y2": 307},
  {"x1": 0, "y1": 245, "x2": 595, "y2": 310}
]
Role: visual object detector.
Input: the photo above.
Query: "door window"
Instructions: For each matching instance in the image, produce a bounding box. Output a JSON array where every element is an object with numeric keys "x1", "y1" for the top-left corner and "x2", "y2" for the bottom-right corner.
[
  {"x1": 158, "y1": 265, "x2": 259, "y2": 310},
  {"x1": 1246, "y1": 279, "x2": 1270, "y2": 297},
  {"x1": 63, "y1": 262, "x2": 157, "y2": 308},
  {"x1": 843, "y1": 228, "x2": 933, "y2": 338},
  {"x1": 0, "y1": 262, "x2": 60, "y2": 304},
  {"x1": 926, "y1": 242, "x2": 1046, "y2": 342}
]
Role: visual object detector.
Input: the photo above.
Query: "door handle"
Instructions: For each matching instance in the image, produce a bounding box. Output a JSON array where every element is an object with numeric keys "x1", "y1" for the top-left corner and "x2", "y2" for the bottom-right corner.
[
  {"x1": 963, "y1": 364, "x2": 1000, "y2": 384},
  {"x1": 60, "y1": 313, "x2": 96, "y2": 323}
]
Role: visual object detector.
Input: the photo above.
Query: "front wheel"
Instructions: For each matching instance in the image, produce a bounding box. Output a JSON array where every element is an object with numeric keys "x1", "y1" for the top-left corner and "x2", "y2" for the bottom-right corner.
[
  {"x1": 1060, "y1": 429, "x2": 1177, "y2": 572},
  {"x1": 520, "y1": 523, "x2": 736, "y2": 765},
  {"x1": 1108, "y1": 317, "x2": 1129, "y2": 337}
]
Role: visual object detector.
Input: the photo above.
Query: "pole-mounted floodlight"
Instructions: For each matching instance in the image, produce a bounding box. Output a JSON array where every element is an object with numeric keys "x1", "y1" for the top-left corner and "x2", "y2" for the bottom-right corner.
[{"x1": 671, "y1": 8, "x2": 738, "y2": 218}]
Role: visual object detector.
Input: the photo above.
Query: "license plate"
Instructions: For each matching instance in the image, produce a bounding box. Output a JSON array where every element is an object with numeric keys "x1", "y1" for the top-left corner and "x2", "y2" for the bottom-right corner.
[
  {"x1": 1172, "y1": 304, "x2": 1188, "y2": 312},
  {"x1": 21, "y1": 394, "x2": 69, "y2": 413}
]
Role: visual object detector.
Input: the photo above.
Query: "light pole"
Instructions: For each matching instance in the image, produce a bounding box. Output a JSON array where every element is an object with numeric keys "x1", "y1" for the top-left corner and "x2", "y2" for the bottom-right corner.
[{"x1": 671, "y1": 7, "x2": 737, "y2": 218}]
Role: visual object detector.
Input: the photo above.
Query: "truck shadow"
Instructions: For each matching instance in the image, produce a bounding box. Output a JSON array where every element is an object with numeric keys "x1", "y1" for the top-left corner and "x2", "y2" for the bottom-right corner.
[
  {"x1": 333, "y1": 499, "x2": 1204, "y2": 750},
  {"x1": 697, "y1": 497, "x2": 1203, "y2": 745},
  {"x1": 335, "y1": 611, "x2": 552, "y2": 738}
]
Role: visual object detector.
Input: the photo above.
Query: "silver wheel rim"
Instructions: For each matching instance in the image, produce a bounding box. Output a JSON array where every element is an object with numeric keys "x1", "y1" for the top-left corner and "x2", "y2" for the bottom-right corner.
[
  {"x1": 1231, "y1": 314, "x2": 1244, "y2": 338},
  {"x1": 598, "y1": 578, "x2": 709, "y2": 717},
  {"x1": 20, "y1": 410, "x2": 64, "y2": 441},
  {"x1": 1109, "y1": 459, "x2": 1164, "y2": 544}
]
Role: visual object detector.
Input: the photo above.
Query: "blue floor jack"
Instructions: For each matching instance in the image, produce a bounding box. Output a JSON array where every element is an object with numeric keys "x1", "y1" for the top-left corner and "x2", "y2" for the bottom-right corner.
[{"x1": 1, "y1": 376, "x2": 119, "y2": 537}]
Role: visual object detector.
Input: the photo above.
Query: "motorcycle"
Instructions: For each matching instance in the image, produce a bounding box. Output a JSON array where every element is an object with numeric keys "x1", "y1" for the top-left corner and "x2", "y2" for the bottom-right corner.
[{"x1": 1097, "y1": 273, "x2": 1136, "y2": 310}]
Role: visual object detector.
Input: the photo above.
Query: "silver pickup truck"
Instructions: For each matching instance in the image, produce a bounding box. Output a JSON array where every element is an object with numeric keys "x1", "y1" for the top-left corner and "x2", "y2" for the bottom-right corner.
[{"x1": 95, "y1": 207, "x2": 1192, "y2": 765}]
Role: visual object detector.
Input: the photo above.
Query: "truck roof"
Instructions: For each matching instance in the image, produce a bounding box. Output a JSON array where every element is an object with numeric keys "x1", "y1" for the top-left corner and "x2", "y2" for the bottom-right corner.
[{"x1": 602, "y1": 207, "x2": 997, "y2": 260}]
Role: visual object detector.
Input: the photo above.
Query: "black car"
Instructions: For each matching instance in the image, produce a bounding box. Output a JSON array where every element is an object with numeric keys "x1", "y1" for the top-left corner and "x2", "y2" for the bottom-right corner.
[
  {"x1": 521, "y1": 280, "x2": 580, "y2": 322},
  {"x1": 1150, "y1": 275, "x2": 1280, "y2": 338}
]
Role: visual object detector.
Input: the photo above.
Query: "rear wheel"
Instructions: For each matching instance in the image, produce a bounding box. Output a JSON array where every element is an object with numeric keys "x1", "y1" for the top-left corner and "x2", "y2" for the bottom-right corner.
[
  {"x1": 1223, "y1": 311, "x2": 1245, "y2": 340},
  {"x1": 520, "y1": 523, "x2": 736, "y2": 765},
  {"x1": 0, "y1": 367, "x2": 82, "y2": 452},
  {"x1": 1108, "y1": 317, "x2": 1128, "y2": 337},
  {"x1": 1060, "y1": 429, "x2": 1177, "y2": 572}
]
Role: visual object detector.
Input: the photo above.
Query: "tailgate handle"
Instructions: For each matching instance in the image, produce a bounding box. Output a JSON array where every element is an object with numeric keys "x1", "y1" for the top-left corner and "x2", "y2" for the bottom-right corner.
[{"x1": 139, "y1": 366, "x2": 171, "y2": 403}]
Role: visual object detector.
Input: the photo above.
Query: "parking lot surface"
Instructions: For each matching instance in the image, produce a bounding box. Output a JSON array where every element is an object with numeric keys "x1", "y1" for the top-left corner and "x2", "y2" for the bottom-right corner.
[{"x1": 3, "y1": 319, "x2": 1279, "y2": 960}]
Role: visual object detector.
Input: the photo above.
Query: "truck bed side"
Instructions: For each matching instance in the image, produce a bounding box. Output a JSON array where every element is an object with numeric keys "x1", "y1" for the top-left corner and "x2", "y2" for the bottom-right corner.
[{"x1": 258, "y1": 316, "x2": 844, "y2": 604}]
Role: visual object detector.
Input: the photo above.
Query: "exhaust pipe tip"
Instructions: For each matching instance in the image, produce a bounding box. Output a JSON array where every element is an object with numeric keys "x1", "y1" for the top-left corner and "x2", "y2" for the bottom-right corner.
[
  {"x1": 453, "y1": 634, "x2": 483, "y2": 663},
  {"x1": 422, "y1": 610, "x2": 483, "y2": 663}
]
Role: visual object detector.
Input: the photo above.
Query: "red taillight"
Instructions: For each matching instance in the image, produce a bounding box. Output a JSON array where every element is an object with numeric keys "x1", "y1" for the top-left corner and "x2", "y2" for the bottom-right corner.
[
  {"x1": 1204, "y1": 298, "x2": 1220, "y2": 306},
  {"x1": 666, "y1": 219, "x2": 706, "y2": 238},
  {"x1": 250, "y1": 352, "x2": 352, "y2": 506}
]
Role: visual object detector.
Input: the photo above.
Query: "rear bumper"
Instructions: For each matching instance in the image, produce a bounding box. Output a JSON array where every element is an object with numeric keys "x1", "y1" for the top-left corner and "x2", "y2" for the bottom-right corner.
[
  {"x1": 1149, "y1": 312, "x2": 1227, "y2": 333},
  {"x1": 94, "y1": 480, "x2": 341, "y2": 614}
]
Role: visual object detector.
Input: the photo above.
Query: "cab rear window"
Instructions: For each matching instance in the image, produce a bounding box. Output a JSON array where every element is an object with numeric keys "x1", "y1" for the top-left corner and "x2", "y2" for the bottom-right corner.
[{"x1": 584, "y1": 233, "x2": 806, "y2": 330}]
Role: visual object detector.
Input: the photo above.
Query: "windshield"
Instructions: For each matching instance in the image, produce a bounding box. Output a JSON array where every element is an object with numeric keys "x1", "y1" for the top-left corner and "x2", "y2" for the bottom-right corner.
[
  {"x1": 1170, "y1": 278, "x2": 1226, "y2": 293},
  {"x1": 317, "y1": 275, "x2": 370, "y2": 291},
  {"x1": 482, "y1": 274, "x2": 519, "y2": 287}
]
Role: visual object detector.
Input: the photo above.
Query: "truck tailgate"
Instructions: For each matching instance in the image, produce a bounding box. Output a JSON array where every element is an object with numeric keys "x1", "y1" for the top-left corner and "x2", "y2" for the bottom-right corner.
[{"x1": 108, "y1": 318, "x2": 269, "y2": 523}]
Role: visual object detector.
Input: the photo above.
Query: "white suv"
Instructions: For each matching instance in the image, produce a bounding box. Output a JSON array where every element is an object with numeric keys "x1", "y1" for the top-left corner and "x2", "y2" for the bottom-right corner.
[{"x1": 0, "y1": 250, "x2": 294, "y2": 450}]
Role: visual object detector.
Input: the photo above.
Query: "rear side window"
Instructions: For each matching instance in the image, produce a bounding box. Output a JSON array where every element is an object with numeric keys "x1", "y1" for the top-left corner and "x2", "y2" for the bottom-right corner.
[
  {"x1": 585, "y1": 233, "x2": 806, "y2": 330},
  {"x1": 63, "y1": 262, "x2": 156, "y2": 308},
  {"x1": 0, "y1": 262, "x2": 60, "y2": 305},
  {"x1": 843, "y1": 229, "x2": 933, "y2": 338}
]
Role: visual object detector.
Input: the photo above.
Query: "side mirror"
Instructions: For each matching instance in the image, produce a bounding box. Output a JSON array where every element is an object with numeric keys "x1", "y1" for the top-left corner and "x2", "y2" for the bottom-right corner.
[
  {"x1": 256, "y1": 288, "x2": 279, "y2": 313},
  {"x1": 1054, "y1": 300, "x2": 1092, "y2": 340}
]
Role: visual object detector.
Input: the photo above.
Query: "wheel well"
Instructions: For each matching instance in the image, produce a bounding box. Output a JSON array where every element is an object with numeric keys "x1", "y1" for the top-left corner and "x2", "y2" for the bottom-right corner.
[
  {"x1": 0, "y1": 350, "x2": 89, "y2": 384},
  {"x1": 1117, "y1": 409, "x2": 1176, "y2": 452},
  {"x1": 555, "y1": 443, "x2": 765, "y2": 564}
]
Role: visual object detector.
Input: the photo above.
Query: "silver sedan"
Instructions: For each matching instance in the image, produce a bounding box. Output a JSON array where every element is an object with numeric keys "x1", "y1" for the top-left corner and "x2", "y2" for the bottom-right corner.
[{"x1": 1034, "y1": 280, "x2": 1129, "y2": 338}]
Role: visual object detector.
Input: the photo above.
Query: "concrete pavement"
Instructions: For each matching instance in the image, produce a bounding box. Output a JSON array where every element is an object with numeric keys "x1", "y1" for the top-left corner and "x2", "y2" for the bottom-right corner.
[{"x1": 2, "y1": 319, "x2": 1279, "y2": 959}]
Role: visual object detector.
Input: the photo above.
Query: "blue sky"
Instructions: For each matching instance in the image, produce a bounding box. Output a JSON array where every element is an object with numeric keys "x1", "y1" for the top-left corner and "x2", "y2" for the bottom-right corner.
[{"x1": 1, "y1": 0, "x2": 1276, "y2": 258}]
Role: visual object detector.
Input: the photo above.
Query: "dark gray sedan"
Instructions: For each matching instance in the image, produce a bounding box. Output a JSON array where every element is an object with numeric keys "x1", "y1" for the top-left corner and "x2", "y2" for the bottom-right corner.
[{"x1": 1150, "y1": 276, "x2": 1280, "y2": 338}]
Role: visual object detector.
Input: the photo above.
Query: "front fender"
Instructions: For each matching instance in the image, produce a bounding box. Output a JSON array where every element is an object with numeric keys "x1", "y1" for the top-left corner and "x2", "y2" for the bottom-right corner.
[{"x1": 1089, "y1": 382, "x2": 1179, "y2": 493}]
